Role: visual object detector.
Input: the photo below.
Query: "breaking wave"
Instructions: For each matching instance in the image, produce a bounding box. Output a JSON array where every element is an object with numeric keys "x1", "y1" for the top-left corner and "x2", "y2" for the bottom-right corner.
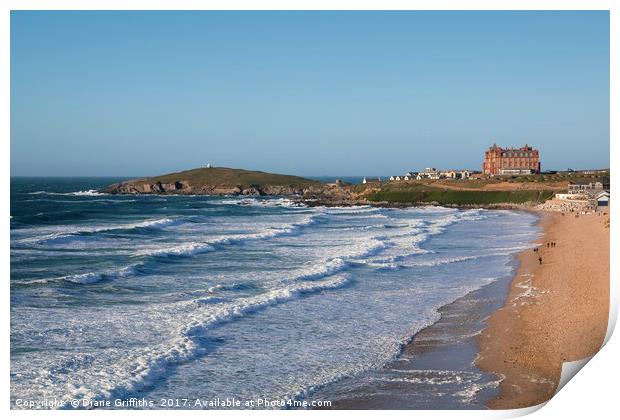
[
  {"x1": 21, "y1": 218, "x2": 186, "y2": 245},
  {"x1": 28, "y1": 190, "x2": 107, "y2": 196},
  {"x1": 48, "y1": 274, "x2": 354, "y2": 404}
]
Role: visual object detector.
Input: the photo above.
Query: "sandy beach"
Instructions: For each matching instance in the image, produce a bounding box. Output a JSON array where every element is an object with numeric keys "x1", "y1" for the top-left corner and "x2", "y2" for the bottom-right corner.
[{"x1": 477, "y1": 209, "x2": 610, "y2": 409}]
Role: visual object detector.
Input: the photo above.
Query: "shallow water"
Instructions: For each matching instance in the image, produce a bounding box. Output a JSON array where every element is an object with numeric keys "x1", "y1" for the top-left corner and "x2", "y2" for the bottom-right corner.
[{"x1": 10, "y1": 177, "x2": 539, "y2": 409}]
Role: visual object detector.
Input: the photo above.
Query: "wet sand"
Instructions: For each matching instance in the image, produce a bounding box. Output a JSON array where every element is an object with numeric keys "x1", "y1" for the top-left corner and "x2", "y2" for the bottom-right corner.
[{"x1": 477, "y1": 210, "x2": 610, "y2": 409}]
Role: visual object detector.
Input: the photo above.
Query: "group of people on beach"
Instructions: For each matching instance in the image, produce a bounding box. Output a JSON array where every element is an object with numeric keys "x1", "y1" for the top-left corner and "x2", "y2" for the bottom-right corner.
[{"x1": 532, "y1": 241, "x2": 557, "y2": 265}]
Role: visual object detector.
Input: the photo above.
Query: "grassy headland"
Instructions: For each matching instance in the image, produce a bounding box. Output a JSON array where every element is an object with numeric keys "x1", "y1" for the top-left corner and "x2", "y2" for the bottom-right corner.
[
  {"x1": 102, "y1": 167, "x2": 326, "y2": 196},
  {"x1": 147, "y1": 167, "x2": 321, "y2": 188}
]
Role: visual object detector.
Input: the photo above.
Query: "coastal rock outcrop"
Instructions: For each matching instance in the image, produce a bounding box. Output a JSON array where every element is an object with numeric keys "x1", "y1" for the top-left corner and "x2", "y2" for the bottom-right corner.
[
  {"x1": 99, "y1": 167, "x2": 364, "y2": 204},
  {"x1": 101, "y1": 179, "x2": 355, "y2": 202}
]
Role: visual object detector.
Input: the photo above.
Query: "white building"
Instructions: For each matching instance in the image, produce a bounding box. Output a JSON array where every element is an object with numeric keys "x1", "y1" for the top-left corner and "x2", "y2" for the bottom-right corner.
[
  {"x1": 416, "y1": 167, "x2": 440, "y2": 179},
  {"x1": 596, "y1": 191, "x2": 610, "y2": 207}
]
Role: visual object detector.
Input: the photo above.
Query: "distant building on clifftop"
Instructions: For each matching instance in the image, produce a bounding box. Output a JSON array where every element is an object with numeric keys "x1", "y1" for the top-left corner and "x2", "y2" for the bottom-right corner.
[{"x1": 482, "y1": 143, "x2": 541, "y2": 175}]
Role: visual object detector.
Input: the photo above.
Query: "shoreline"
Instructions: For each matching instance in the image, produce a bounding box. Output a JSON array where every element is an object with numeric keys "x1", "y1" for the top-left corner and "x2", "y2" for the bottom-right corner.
[
  {"x1": 313, "y1": 272, "x2": 517, "y2": 409},
  {"x1": 311, "y1": 210, "x2": 538, "y2": 409},
  {"x1": 477, "y1": 209, "x2": 610, "y2": 409},
  {"x1": 314, "y1": 207, "x2": 610, "y2": 410}
]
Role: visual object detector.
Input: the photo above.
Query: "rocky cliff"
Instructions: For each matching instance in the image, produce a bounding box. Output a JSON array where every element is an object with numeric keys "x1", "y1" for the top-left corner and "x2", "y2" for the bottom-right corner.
[{"x1": 102, "y1": 178, "x2": 353, "y2": 199}]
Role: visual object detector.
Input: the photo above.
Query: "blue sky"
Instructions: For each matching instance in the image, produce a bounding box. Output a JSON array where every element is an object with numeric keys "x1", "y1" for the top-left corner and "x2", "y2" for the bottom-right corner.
[{"x1": 11, "y1": 11, "x2": 609, "y2": 177}]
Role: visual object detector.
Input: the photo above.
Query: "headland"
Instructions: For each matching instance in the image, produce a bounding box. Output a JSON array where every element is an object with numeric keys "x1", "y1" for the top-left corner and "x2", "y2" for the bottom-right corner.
[{"x1": 101, "y1": 166, "x2": 609, "y2": 210}]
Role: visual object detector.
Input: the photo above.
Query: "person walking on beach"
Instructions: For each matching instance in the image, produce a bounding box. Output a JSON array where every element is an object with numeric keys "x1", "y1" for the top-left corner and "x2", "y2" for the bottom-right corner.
[{"x1": 539, "y1": 257, "x2": 543, "y2": 265}]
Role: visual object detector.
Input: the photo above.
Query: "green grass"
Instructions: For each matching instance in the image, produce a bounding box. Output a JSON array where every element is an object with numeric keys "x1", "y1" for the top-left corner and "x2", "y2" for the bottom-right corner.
[
  {"x1": 487, "y1": 171, "x2": 610, "y2": 184},
  {"x1": 146, "y1": 167, "x2": 321, "y2": 187},
  {"x1": 365, "y1": 189, "x2": 555, "y2": 205}
]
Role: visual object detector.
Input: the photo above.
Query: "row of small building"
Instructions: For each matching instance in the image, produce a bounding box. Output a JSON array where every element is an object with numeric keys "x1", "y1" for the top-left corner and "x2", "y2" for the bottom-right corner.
[
  {"x1": 388, "y1": 168, "x2": 473, "y2": 182},
  {"x1": 554, "y1": 177, "x2": 611, "y2": 209},
  {"x1": 362, "y1": 168, "x2": 473, "y2": 184}
]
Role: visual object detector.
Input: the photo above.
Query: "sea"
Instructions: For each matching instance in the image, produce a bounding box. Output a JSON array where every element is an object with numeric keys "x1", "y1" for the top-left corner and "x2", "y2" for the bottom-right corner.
[{"x1": 10, "y1": 177, "x2": 540, "y2": 409}]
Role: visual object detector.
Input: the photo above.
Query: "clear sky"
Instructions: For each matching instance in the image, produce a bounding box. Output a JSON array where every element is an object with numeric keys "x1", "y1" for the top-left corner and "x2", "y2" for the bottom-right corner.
[{"x1": 11, "y1": 11, "x2": 609, "y2": 177}]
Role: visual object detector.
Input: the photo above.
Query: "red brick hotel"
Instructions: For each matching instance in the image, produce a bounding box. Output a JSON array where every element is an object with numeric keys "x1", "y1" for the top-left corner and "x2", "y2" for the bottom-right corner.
[{"x1": 482, "y1": 144, "x2": 541, "y2": 175}]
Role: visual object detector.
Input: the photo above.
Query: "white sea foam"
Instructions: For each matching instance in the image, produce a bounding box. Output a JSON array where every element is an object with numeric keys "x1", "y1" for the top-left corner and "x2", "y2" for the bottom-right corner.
[
  {"x1": 28, "y1": 190, "x2": 107, "y2": 196},
  {"x1": 320, "y1": 205, "x2": 382, "y2": 215},
  {"x1": 135, "y1": 242, "x2": 216, "y2": 258},
  {"x1": 63, "y1": 266, "x2": 137, "y2": 284},
  {"x1": 215, "y1": 197, "x2": 306, "y2": 208},
  {"x1": 68, "y1": 190, "x2": 106, "y2": 196},
  {"x1": 454, "y1": 376, "x2": 504, "y2": 404},
  {"x1": 36, "y1": 274, "x2": 353, "y2": 404},
  {"x1": 18, "y1": 217, "x2": 184, "y2": 245},
  {"x1": 16, "y1": 265, "x2": 139, "y2": 286},
  {"x1": 293, "y1": 258, "x2": 349, "y2": 282}
]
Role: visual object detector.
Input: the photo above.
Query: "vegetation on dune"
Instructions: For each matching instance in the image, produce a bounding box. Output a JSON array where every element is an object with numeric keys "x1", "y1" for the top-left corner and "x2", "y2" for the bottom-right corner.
[
  {"x1": 146, "y1": 167, "x2": 321, "y2": 187},
  {"x1": 365, "y1": 189, "x2": 555, "y2": 205}
]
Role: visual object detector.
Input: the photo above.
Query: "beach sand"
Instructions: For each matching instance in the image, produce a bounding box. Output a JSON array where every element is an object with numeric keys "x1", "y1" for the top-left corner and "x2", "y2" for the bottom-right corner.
[{"x1": 477, "y1": 210, "x2": 610, "y2": 409}]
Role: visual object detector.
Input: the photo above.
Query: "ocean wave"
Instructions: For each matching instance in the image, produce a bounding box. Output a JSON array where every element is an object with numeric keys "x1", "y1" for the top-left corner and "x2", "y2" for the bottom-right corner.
[
  {"x1": 53, "y1": 274, "x2": 353, "y2": 404},
  {"x1": 21, "y1": 217, "x2": 185, "y2": 245},
  {"x1": 133, "y1": 214, "x2": 320, "y2": 259},
  {"x1": 407, "y1": 255, "x2": 480, "y2": 267},
  {"x1": 215, "y1": 197, "x2": 306, "y2": 208},
  {"x1": 26, "y1": 214, "x2": 324, "y2": 286},
  {"x1": 376, "y1": 369, "x2": 477, "y2": 386},
  {"x1": 320, "y1": 205, "x2": 382, "y2": 215},
  {"x1": 134, "y1": 242, "x2": 216, "y2": 258},
  {"x1": 206, "y1": 282, "x2": 255, "y2": 294},
  {"x1": 364, "y1": 249, "x2": 525, "y2": 271},
  {"x1": 68, "y1": 190, "x2": 106, "y2": 196},
  {"x1": 62, "y1": 266, "x2": 137, "y2": 284},
  {"x1": 292, "y1": 258, "x2": 349, "y2": 282},
  {"x1": 28, "y1": 190, "x2": 107, "y2": 196},
  {"x1": 255, "y1": 236, "x2": 390, "y2": 291},
  {"x1": 14, "y1": 265, "x2": 138, "y2": 286}
]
